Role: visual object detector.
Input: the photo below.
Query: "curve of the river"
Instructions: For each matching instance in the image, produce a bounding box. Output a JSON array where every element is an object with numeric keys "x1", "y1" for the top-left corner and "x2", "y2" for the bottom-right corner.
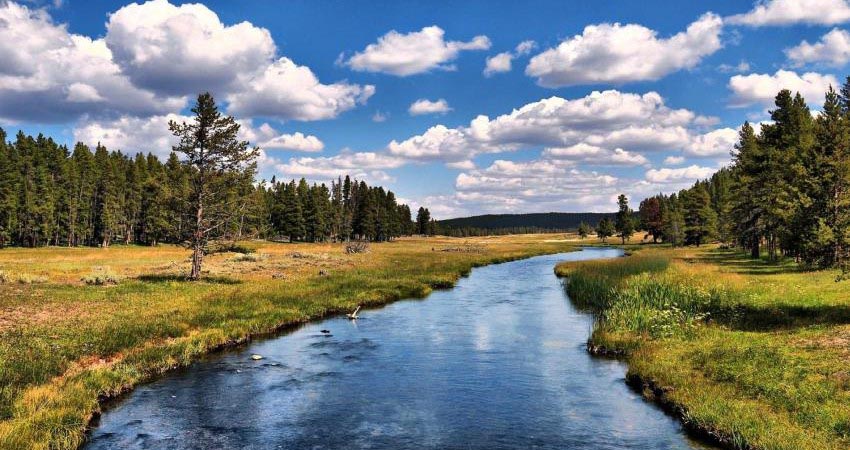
[{"x1": 85, "y1": 248, "x2": 713, "y2": 450}]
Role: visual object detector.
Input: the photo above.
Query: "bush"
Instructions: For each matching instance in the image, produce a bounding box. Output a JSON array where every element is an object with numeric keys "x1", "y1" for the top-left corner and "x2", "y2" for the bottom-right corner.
[
  {"x1": 230, "y1": 253, "x2": 266, "y2": 262},
  {"x1": 16, "y1": 273, "x2": 48, "y2": 284},
  {"x1": 345, "y1": 241, "x2": 370, "y2": 254},
  {"x1": 82, "y1": 267, "x2": 121, "y2": 285}
]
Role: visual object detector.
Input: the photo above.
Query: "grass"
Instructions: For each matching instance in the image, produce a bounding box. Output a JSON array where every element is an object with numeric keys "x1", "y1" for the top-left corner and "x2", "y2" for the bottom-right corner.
[
  {"x1": 0, "y1": 234, "x2": 582, "y2": 450},
  {"x1": 555, "y1": 245, "x2": 850, "y2": 450}
]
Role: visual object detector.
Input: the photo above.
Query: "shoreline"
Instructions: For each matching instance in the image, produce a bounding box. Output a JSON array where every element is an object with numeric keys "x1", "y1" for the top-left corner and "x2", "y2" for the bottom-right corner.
[{"x1": 74, "y1": 248, "x2": 577, "y2": 449}]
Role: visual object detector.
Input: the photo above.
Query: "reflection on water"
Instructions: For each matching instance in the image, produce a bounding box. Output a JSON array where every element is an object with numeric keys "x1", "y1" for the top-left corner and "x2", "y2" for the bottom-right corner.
[{"x1": 86, "y1": 248, "x2": 713, "y2": 450}]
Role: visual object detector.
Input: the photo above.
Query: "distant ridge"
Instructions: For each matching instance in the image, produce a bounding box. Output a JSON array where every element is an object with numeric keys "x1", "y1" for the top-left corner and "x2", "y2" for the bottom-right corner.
[{"x1": 438, "y1": 212, "x2": 613, "y2": 235}]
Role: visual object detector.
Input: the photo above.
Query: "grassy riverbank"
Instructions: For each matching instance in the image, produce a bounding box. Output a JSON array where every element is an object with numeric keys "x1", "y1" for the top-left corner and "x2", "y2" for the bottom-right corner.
[
  {"x1": 0, "y1": 234, "x2": 580, "y2": 450},
  {"x1": 556, "y1": 246, "x2": 850, "y2": 450}
]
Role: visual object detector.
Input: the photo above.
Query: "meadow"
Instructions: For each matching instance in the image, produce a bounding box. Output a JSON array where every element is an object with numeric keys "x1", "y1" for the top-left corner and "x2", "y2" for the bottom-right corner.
[
  {"x1": 556, "y1": 246, "x2": 850, "y2": 450},
  {"x1": 0, "y1": 234, "x2": 579, "y2": 450}
]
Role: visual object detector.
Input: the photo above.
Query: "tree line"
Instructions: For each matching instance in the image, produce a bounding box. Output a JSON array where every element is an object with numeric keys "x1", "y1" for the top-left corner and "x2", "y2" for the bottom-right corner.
[
  {"x1": 0, "y1": 99, "x2": 424, "y2": 251},
  {"x1": 616, "y1": 81, "x2": 850, "y2": 272}
]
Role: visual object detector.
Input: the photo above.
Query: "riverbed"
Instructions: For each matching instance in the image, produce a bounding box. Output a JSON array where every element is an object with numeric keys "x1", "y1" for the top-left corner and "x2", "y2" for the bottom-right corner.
[{"x1": 85, "y1": 248, "x2": 712, "y2": 449}]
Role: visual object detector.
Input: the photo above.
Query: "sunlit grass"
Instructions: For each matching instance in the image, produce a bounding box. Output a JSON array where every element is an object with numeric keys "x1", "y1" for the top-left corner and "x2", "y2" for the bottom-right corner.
[
  {"x1": 557, "y1": 245, "x2": 850, "y2": 450},
  {"x1": 0, "y1": 234, "x2": 580, "y2": 450}
]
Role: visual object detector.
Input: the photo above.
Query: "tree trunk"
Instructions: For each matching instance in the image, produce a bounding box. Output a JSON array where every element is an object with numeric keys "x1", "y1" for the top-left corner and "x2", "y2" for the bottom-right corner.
[
  {"x1": 190, "y1": 199, "x2": 204, "y2": 280},
  {"x1": 751, "y1": 236, "x2": 760, "y2": 259}
]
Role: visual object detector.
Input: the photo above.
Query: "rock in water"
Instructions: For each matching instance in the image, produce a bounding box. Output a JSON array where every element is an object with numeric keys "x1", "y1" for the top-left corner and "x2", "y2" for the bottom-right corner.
[{"x1": 251, "y1": 354, "x2": 264, "y2": 360}]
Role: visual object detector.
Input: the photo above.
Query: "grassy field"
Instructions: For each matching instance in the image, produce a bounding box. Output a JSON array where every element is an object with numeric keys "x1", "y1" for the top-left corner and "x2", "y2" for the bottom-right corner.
[
  {"x1": 556, "y1": 245, "x2": 850, "y2": 450},
  {"x1": 0, "y1": 234, "x2": 582, "y2": 450}
]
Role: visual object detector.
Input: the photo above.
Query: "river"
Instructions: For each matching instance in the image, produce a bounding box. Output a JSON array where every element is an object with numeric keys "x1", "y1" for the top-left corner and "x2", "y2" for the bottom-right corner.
[{"x1": 85, "y1": 248, "x2": 712, "y2": 450}]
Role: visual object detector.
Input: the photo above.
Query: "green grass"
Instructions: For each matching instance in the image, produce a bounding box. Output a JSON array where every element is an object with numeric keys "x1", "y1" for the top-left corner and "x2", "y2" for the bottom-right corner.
[
  {"x1": 556, "y1": 246, "x2": 850, "y2": 450},
  {"x1": 0, "y1": 234, "x2": 580, "y2": 450}
]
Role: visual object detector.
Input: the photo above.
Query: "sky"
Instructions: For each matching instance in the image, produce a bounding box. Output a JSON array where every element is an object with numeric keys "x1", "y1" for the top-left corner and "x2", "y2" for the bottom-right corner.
[{"x1": 2, "y1": 0, "x2": 850, "y2": 218}]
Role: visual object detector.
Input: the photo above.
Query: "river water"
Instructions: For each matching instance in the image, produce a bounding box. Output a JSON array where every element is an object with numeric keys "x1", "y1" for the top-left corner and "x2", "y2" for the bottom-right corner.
[{"x1": 85, "y1": 248, "x2": 711, "y2": 450}]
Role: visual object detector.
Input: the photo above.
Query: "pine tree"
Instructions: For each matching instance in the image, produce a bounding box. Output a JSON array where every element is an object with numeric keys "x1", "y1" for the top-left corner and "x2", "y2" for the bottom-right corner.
[
  {"x1": 596, "y1": 217, "x2": 615, "y2": 243},
  {"x1": 614, "y1": 194, "x2": 634, "y2": 244},
  {"x1": 639, "y1": 196, "x2": 663, "y2": 243},
  {"x1": 682, "y1": 184, "x2": 717, "y2": 246},
  {"x1": 169, "y1": 93, "x2": 259, "y2": 279},
  {"x1": 577, "y1": 222, "x2": 590, "y2": 239}
]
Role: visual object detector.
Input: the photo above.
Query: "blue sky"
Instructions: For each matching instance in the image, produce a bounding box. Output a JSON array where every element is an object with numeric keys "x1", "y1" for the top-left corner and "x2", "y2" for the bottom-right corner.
[{"x1": 3, "y1": 0, "x2": 850, "y2": 217}]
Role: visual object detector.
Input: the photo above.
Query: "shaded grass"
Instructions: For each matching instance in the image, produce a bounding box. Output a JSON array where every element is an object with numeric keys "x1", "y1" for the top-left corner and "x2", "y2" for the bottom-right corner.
[
  {"x1": 0, "y1": 234, "x2": 579, "y2": 450},
  {"x1": 557, "y1": 246, "x2": 850, "y2": 450}
]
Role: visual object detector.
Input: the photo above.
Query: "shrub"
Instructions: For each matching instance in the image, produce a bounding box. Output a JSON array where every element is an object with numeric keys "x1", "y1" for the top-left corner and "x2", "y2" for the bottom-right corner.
[
  {"x1": 345, "y1": 241, "x2": 370, "y2": 254},
  {"x1": 82, "y1": 267, "x2": 121, "y2": 285},
  {"x1": 230, "y1": 253, "x2": 266, "y2": 262},
  {"x1": 16, "y1": 273, "x2": 48, "y2": 284}
]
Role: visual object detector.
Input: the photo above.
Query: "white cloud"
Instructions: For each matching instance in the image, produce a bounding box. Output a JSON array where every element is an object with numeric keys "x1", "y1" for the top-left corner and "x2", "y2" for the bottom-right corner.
[
  {"x1": 261, "y1": 132, "x2": 324, "y2": 152},
  {"x1": 105, "y1": 0, "x2": 275, "y2": 96},
  {"x1": 645, "y1": 165, "x2": 716, "y2": 183},
  {"x1": 226, "y1": 57, "x2": 375, "y2": 120},
  {"x1": 483, "y1": 40, "x2": 536, "y2": 76},
  {"x1": 388, "y1": 90, "x2": 703, "y2": 164},
  {"x1": 728, "y1": 70, "x2": 838, "y2": 107},
  {"x1": 73, "y1": 114, "x2": 318, "y2": 158},
  {"x1": 268, "y1": 150, "x2": 405, "y2": 183},
  {"x1": 526, "y1": 13, "x2": 723, "y2": 87},
  {"x1": 344, "y1": 25, "x2": 490, "y2": 76},
  {"x1": 372, "y1": 111, "x2": 388, "y2": 122},
  {"x1": 542, "y1": 143, "x2": 649, "y2": 166},
  {"x1": 786, "y1": 28, "x2": 850, "y2": 66},
  {"x1": 686, "y1": 127, "x2": 738, "y2": 157},
  {"x1": 444, "y1": 159, "x2": 624, "y2": 214},
  {"x1": 408, "y1": 98, "x2": 452, "y2": 115},
  {"x1": 484, "y1": 52, "x2": 513, "y2": 76},
  {"x1": 664, "y1": 155, "x2": 686, "y2": 165},
  {"x1": 514, "y1": 40, "x2": 537, "y2": 55},
  {"x1": 717, "y1": 61, "x2": 751, "y2": 73},
  {"x1": 73, "y1": 113, "x2": 188, "y2": 158},
  {"x1": 0, "y1": 1, "x2": 184, "y2": 122},
  {"x1": 0, "y1": 1, "x2": 375, "y2": 123},
  {"x1": 728, "y1": 0, "x2": 850, "y2": 27}
]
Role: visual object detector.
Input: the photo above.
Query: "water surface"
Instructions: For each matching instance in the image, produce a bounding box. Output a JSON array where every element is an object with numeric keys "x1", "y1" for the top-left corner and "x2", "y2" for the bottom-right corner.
[{"x1": 86, "y1": 248, "x2": 712, "y2": 450}]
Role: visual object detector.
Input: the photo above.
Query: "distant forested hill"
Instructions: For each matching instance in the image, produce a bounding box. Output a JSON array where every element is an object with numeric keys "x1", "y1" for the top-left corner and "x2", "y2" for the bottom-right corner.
[{"x1": 438, "y1": 212, "x2": 613, "y2": 236}]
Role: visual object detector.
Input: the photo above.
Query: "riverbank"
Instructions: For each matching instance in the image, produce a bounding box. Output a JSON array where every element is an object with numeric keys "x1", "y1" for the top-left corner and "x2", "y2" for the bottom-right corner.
[
  {"x1": 0, "y1": 234, "x2": 578, "y2": 450},
  {"x1": 555, "y1": 246, "x2": 850, "y2": 450}
]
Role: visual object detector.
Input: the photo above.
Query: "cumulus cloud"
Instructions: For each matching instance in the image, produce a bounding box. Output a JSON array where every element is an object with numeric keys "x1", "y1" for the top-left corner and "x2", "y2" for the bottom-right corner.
[
  {"x1": 717, "y1": 61, "x2": 751, "y2": 74},
  {"x1": 685, "y1": 127, "x2": 738, "y2": 157},
  {"x1": 261, "y1": 132, "x2": 324, "y2": 152},
  {"x1": 268, "y1": 150, "x2": 405, "y2": 183},
  {"x1": 664, "y1": 155, "x2": 686, "y2": 165},
  {"x1": 728, "y1": 0, "x2": 850, "y2": 27},
  {"x1": 542, "y1": 143, "x2": 649, "y2": 166},
  {"x1": 786, "y1": 28, "x2": 850, "y2": 66},
  {"x1": 408, "y1": 98, "x2": 452, "y2": 115},
  {"x1": 645, "y1": 165, "x2": 716, "y2": 183},
  {"x1": 74, "y1": 114, "x2": 321, "y2": 158},
  {"x1": 484, "y1": 52, "x2": 513, "y2": 76},
  {"x1": 443, "y1": 159, "x2": 625, "y2": 214},
  {"x1": 388, "y1": 90, "x2": 710, "y2": 165},
  {"x1": 0, "y1": 1, "x2": 373, "y2": 123},
  {"x1": 0, "y1": 1, "x2": 183, "y2": 122},
  {"x1": 105, "y1": 0, "x2": 275, "y2": 96},
  {"x1": 728, "y1": 70, "x2": 838, "y2": 107},
  {"x1": 226, "y1": 57, "x2": 375, "y2": 120},
  {"x1": 483, "y1": 40, "x2": 536, "y2": 76},
  {"x1": 73, "y1": 113, "x2": 188, "y2": 158},
  {"x1": 344, "y1": 25, "x2": 490, "y2": 76},
  {"x1": 526, "y1": 13, "x2": 723, "y2": 87}
]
